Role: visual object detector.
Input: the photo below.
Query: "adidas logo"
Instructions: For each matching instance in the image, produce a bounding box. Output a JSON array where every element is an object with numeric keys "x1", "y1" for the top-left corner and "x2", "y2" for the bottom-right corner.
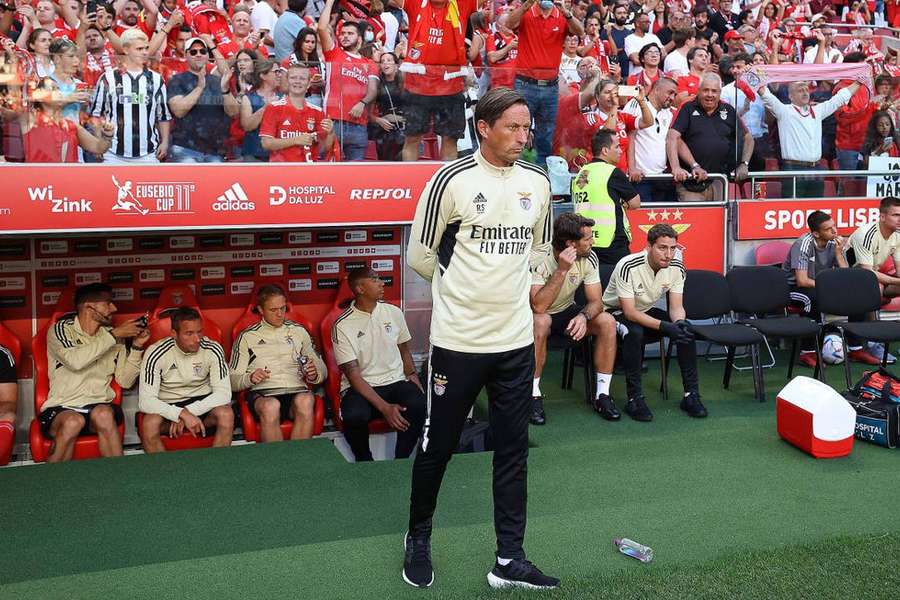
[
  {"x1": 691, "y1": 110, "x2": 700, "y2": 116},
  {"x1": 257, "y1": 339, "x2": 266, "y2": 344},
  {"x1": 473, "y1": 193, "x2": 486, "y2": 204},
  {"x1": 282, "y1": 119, "x2": 291, "y2": 126},
  {"x1": 357, "y1": 331, "x2": 365, "y2": 338},
  {"x1": 213, "y1": 183, "x2": 255, "y2": 211},
  {"x1": 168, "y1": 364, "x2": 178, "y2": 370}
]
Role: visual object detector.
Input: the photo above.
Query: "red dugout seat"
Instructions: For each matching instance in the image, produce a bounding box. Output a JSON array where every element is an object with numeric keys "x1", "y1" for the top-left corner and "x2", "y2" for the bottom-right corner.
[
  {"x1": 230, "y1": 282, "x2": 325, "y2": 441},
  {"x1": 319, "y1": 278, "x2": 391, "y2": 434},
  {"x1": 29, "y1": 290, "x2": 125, "y2": 462},
  {"x1": 137, "y1": 285, "x2": 226, "y2": 452}
]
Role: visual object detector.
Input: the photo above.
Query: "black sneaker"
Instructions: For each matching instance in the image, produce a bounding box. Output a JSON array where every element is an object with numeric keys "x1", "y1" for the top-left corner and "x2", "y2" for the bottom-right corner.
[
  {"x1": 530, "y1": 396, "x2": 546, "y2": 426},
  {"x1": 487, "y1": 558, "x2": 560, "y2": 590},
  {"x1": 592, "y1": 393, "x2": 620, "y2": 420},
  {"x1": 402, "y1": 530, "x2": 434, "y2": 588},
  {"x1": 625, "y1": 396, "x2": 653, "y2": 422},
  {"x1": 680, "y1": 392, "x2": 708, "y2": 418}
]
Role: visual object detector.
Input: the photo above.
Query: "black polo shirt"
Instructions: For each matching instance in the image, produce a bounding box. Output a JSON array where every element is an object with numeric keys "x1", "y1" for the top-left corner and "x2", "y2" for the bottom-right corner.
[{"x1": 671, "y1": 99, "x2": 746, "y2": 175}]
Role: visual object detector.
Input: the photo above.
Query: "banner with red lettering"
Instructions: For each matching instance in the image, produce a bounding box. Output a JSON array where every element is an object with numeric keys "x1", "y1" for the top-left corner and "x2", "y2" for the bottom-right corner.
[
  {"x1": 628, "y1": 205, "x2": 726, "y2": 272},
  {"x1": 737, "y1": 199, "x2": 880, "y2": 240},
  {"x1": 0, "y1": 163, "x2": 443, "y2": 234}
]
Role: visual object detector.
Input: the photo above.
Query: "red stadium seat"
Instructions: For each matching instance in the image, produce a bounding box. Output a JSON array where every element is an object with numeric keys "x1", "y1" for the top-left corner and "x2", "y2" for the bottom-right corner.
[
  {"x1": 764, "y1": 181, "x2": 782, "y2": 199},
  {"x1": 319, "y1": 277, "x2": 391, "y2": 434},
  {"x1": 823, "y1": 180, "x2": 837, "y2": 197},
  {"x1": 879, "y1": 259, "x2": 900, "y2": 312},
  {"x1": 727, "y1": 182, "x2": 742, "y2": 200},
  {"x1": 754, "y1": 241, "x2": 791, "y2": 266},
  {"x1": 230, "y1": 282, "x2": 325, "y2": 441},
  {"x1": 420, "y1": 134, "x2": 440, "y2": 161},
  {"x1": 138, "y1": 285, "x2": 226, "y2": 452},
  {"x1": 29, "y1": 293, "x2": 125, "y2": 463}
]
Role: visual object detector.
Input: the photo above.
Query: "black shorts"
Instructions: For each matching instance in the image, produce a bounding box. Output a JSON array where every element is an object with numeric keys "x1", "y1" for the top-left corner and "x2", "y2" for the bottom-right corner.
[
  {"x1": 549, "y1": 303, "x2": 584, "y2": 336},
  {"x1": 404, "y1": 92, "x2": 465, "y2": 138},
  {"x1": 39, "y1": 403, "x2": 123, "y2": 438},
  {"x1": 134, "y1": 396, "x2": 209, "y2": 428},
  {"x1": 0, "y1": 345, "x2": 15, "y2": 383},
  {"x1": 246, "y1": 390, "x2": 308, "y2": 422}
]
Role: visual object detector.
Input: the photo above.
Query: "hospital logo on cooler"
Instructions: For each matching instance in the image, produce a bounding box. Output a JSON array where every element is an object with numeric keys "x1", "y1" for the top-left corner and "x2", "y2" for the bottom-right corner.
[{"x1": 432, "y1": 373, "x2": 448, "y2": 396}]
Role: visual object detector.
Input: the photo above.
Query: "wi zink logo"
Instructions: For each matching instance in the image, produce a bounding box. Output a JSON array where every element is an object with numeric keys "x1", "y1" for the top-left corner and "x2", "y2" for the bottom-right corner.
[{"x1": 28, "y1": 185, "x2": 92, "y2": 213}]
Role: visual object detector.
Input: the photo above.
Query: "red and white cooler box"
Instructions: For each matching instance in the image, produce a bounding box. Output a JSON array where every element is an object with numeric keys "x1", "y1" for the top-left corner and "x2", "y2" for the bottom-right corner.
[{"x1": 776, "y1": 376, "x2": 856, "y2": 458}]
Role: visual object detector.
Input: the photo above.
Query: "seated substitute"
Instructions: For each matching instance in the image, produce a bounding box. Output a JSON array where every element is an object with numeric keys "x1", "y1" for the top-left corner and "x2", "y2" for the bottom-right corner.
[
  {"x1": 0, "y1": 343, "x2": 17, "y2": 465},
  {"x1": 602, "y1": 223, "x2": 707, "y2": 421},
  {"x1": 40, "y1": 283, "x2": 148, "y2": 463},
  {"x1": 782, "y1": 210, "x2": 850, "y2": 368},
  {"x1": 530, "y1": 212, "x2": 618, "y2": 425},
  {"x1": 333, "y1": 268, "x2": 426, "y2": 462},
  {"x1": 138, "y1": 307, "x2": 234, "y2": 453},
  {"x1": 230, "y1": 285, "x2": 327, "y2": 442}
]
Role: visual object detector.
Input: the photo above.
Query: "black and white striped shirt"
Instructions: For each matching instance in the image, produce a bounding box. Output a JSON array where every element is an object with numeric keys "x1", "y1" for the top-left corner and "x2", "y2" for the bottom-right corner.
[{"x1": 90, "y1": 68, "x2": 171, "y2": 158}]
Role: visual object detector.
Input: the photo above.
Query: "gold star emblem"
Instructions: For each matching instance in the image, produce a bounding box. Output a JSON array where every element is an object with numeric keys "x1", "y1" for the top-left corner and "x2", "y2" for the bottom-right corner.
[
  {"x1": 647, "y1": 209, "x2": 658, "y2": 221},
  {"x1": 660, "y1": 209, "x2": 671, "y2": 220},
  {"x1": 673, "y1": 209, "x2": 683, "y2": 220}
]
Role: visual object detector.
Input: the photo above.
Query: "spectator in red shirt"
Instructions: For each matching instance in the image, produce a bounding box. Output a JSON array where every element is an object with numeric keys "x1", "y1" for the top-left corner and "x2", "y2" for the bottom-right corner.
[
  {"x1": 675, "y1": 46, "x2": 709, "y2": 105},
  {"x1": 318, "y1": 0, "x2": 378, "y2": 161},
  {"x1": 835, "y1": 52, "x2": 876, "y2": 172},
  {"x1": 487, "y1": 13, "x2": 518, "y2": 90},
  {"x1": 626, "y1": 43, "x2": 662, "y2": 93},
  {"x1": 260, "y1": 64, "x2": 334, "y2": 162},
  {"x1": 507, "y1": 0, "x2": 584, "y2": 169},
  {"x1": 399, "y1": 0, "x2": 476, "y2": 162},
  {"x1": 113, "y1": 0, "x2": 158, "y2": 37}
]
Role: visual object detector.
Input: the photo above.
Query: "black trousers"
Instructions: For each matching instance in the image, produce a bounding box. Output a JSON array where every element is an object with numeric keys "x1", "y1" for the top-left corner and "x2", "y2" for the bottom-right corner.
[
  {"x1": 341, "y1": 381, "x2": 426, "y2": 462},
  {"x1": 615, "y1": 307, "x2": 699, "y2": 399},
  {"x1": 592, "y1": 240, "x2": 631, "y2": 267},
  {"x1": 409, "y1": 344, "x2": 533, "y2": 559}
]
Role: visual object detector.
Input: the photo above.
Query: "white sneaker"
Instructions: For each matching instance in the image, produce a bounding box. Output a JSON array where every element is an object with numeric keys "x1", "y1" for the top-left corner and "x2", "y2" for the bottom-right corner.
[{"x1": 867, "y1": 342, "x2": 897, "y2": 365}]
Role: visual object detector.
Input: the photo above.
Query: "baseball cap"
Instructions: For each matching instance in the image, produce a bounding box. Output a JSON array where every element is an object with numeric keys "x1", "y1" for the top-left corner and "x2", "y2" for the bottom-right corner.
[
  {"x1": 185, "y1": 37, "x2": 209, "y2": 50},
  {"x1": 724, "y1": 30, "x2": 742, "y2": 42}
]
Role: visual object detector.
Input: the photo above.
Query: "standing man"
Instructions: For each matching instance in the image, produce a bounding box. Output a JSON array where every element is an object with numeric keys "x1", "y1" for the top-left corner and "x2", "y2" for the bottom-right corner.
[
  {"x1": 260, "y1": 65, "x2": 334, "y2": 162},
  {"x1": 507, "y1": 0, "x2": 584, "y2": 169},
  {"x1": 623, "y1": 12, "x2": 663, "y2": 76},
  {"x1": 603, "y1": 3, "x2": 633, "y2": 77},
  {"x1": 404, "y1": 88, "x2": 556, "y2": 590},
  {"x1": 274, "y1": 0, "x2": 309, "y2": 61},
  {"x1": 759, "y1": 79, "x2": 860, "y2": 198},
  {"x1": 318, "y1": 0, "x2": 379, "y2": 161},
  {"x1": 573, "y1": 129, "x2": 641, "y2": 265},
  {"x1": 667, "y1": 73, "x2": 753, "y2": 201},
  {"x1": 89, "y1": 29, "x2": 171, "y2": 163},
  {"x1": 624, "y1": 76, "x2": 678, "y2": 203},
  {"x1": 400, "y1": 0, "x2": 476, "y2": 162}
]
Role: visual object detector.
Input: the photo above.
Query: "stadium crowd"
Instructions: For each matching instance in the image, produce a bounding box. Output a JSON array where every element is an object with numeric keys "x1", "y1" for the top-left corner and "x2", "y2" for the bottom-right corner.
[{"x1": 0, "y1": 0, "x2": 896, "y2": 200}]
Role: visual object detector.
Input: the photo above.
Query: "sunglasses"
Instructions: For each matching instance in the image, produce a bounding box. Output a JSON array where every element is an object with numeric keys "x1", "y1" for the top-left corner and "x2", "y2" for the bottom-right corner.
[{"x1": 187, "y1": 48, "x2": 207, "y2": 56}]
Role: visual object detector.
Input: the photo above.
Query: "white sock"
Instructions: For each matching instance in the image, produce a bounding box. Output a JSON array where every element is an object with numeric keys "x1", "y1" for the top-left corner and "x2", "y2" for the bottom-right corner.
[
  {"x1": 497, "y1": 557, "x2": 513, "y2": 566},
  {"x1": 532, "y1": 377, "x2": 541, "y2": 397},
  {"x1": 595, "y1": 373, "x2": 611, "y2": 397}
]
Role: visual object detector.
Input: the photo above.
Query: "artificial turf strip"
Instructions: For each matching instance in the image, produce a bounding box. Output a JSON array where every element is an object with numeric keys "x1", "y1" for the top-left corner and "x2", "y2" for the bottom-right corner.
[{"x1": 2, "y1": 351, "x2": 898, "y2": 598}]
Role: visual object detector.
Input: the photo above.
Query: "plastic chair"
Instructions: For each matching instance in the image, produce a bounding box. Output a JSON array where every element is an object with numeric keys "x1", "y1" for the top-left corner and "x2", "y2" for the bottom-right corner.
[
  {"x1": 29, "y1": 309, "x2": 125, "y2": 462},
  {"x1": 677, "y1": 270, "x2": 767, "y2": 402},
  {"x1": 319, "y1": 278, "x2": 391, "y2": 434},
  {"x1": 137, "y1": 285, "x2": 227, "y2": 452},
  {"x1": 727, "y1": 266, "x2": 823, "y2": 382},
  {"x1": 754, "y1": 241, "x2": 791, "y2": 267},
  {"x1": 816, "y1": 268, "x2": 900, "y2": 390},
  {"x1": 230, "y1": 283, "x2": 325, "y2": 441}
]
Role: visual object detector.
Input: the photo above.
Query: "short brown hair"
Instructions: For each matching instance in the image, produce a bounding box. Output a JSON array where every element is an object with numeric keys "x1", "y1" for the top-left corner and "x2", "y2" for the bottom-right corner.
[
  {"x1": 474, "y1": 88, "x2": 528, "y2": 140},
  {"x1": 170, "y1": 307, "x2": 201, "y2": 332},
  {"x1": 552, "y1": 212, "x2": 595, "y2": 252},
  {"x1": 880, "y1": 196, "x2": 900, "y2": 212},
  {"x1": 256, "y1": 284, "x2": 286, "y2": 308},
  {"x1": 647, "y1": 223, "x2": 678, "y2": 245}
]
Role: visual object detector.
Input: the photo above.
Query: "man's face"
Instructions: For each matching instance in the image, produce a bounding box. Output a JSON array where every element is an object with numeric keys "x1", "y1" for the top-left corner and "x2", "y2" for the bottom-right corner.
[
  {"x1": 569, "y1": 226, "x2": 594, "y2": 258},
  {"x1": 85, "y1": 295, "x2": 117, "y2": 326},
  {"x1": 125, "y1": 40, "x2": 150, "y2": 65},
  {"x1": 731, "y1": 59, "x2": 747, "y2": 79},
  {"x1": 600, "y1": 141, "x2": 622, "y2": 166},
  {"x1": 636, "y1": 14, "x2": 650, "y2": 33},
  {"x1": 727, "y1": 37, "x2": 744, "y2": 53},
  {"x1": 690, "y1": 48, "x2": 709, "y2": 71},
  {"x1": 698, "y1": 78, "x2": 721, "y2": 112},
  {"x1": 596, "y1": 82, "x2": 618, "y2": 111},
  {"x1": 288, "y1": 67, "x2": 310, "y2": 95},
  {"x1": 648, "y1": 236, "x2": 678, "y2": 270},
  {"x1": 576, "y1": 56, "x2": 597, "y2": 80},
  {"x1": 478, "y1": 103, "x2": 531, "y2": 165},
  {"x1": 175, "y1": 31, "x2": 191, "y2": 54},
  {"x1": 572, "y1": 0, "x2": 588, "y2": 20},
  {"x1": 695, "y1": 11, "x2": 708, "y2": 27},
  {"x1": 85, "y1": 29, "x2": 104, "y2": 51},
  {"x1": 670, "y1": 12, "x2": 690, "y2": 29},
  {"x1": 120, "y1": 1, "x2": 140, "y2": 26},
  {"x1": 613, "y1": 6, "x2": 628, "y2": 25},
  {"x1": 173, "y1": 319, "x2": 203, "y2": 354},
  {"x1": 881, "y1": 205, "x2": 900, "y2": 232},
  {"x1": 788, "y1": 82, "x2": 810, "y2": 107},
  {"x1": 339, "y1": 24, "x2": 360, "y2": 51},
  {"x1": 354, "y1": 271, "x2": 385, "y2": 301},
  {"x1": 35, "y1": 0, "x2": 55, "y2": 24},
  {"x1": 740, "y1": 27, "x2": 756, "y2": 43},
  {"x1": 720, "y1": 0, "x2": 732, "y2": 12},
  {"x1": 652, "y1": 80, "x2": 677, "y2": 108},
  {"x1": 259, "y1": 295, "x2": 287, "y2": 328},
  {"x1": 586, "y1": 18, "x2": 600, "y2": 35},
  {"x1": 814, "y1": 219, "x2": 838, "y2": 242},
  {"x1": 186, "y1": 42, "x2": 209, "y2": 71},
  {"x1": 564, "y1": 34, "x2": 579, "y2": 53}
]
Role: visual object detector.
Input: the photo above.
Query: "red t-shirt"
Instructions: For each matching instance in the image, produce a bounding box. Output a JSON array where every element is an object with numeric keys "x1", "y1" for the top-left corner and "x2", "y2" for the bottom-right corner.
[
  {"x1": 515, "y1": 5, "x2": 568, "y2": 80},
  {"x1": 581, "y1": 35, "x2": 610, "y2": 60},
  {"x1": 551, "y1": 94, "x2": 637, "y2": 172},
  {"x1": 835, "y1": 80, "x2": 876, "y2": 151},
  {"x1": 192, "y1": 12, "x2": 239, "y2": 58},
  {"x1": 595, "y1": 109, "x2": 636, "y2": 172},
  {"x1": 49, "y1": 19, "x2": 76, "y2": 41},
  {"x1": 627, "y1": 69, "x2": 659, "y2": 91},
  {"x1": 488, "y1": 31, "x2": 517, "y2": 89},
  {"x1": 258, "y1": 97, "x2": 327, "y2": 162},
  {"x1": 677, "y1": 74, "x2": 700, "y2": 98},
  {"x1": 24, "y1": 116, "x2": 78, "y2": 163},
  {"x1": 323, "y1": 47, "x2": 377, "y2": 125},
  {"x1": 403, "y1": 0, "x2": 475, "y2": 96},
  {"x1": 83, "y1": 47, "x2": 116, "y2": 88},
  {"x1": 113, "y1": 19, "x2": 154, "y2": 37}
]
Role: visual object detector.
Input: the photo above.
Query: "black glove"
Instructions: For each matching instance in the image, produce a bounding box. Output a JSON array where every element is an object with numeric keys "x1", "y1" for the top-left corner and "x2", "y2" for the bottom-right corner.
[
  {"x1": 660, "y1": 320, "x2": 694, "y2": 344},
  {"x1": 674, "y1": 319, "x2": 694, "y2": 340}
]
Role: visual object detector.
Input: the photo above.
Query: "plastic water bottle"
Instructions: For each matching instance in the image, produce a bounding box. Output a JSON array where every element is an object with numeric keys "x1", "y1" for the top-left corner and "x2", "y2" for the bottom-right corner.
[{"x1": 614, "y1": 538, "x2": 653, "y2": 563}]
